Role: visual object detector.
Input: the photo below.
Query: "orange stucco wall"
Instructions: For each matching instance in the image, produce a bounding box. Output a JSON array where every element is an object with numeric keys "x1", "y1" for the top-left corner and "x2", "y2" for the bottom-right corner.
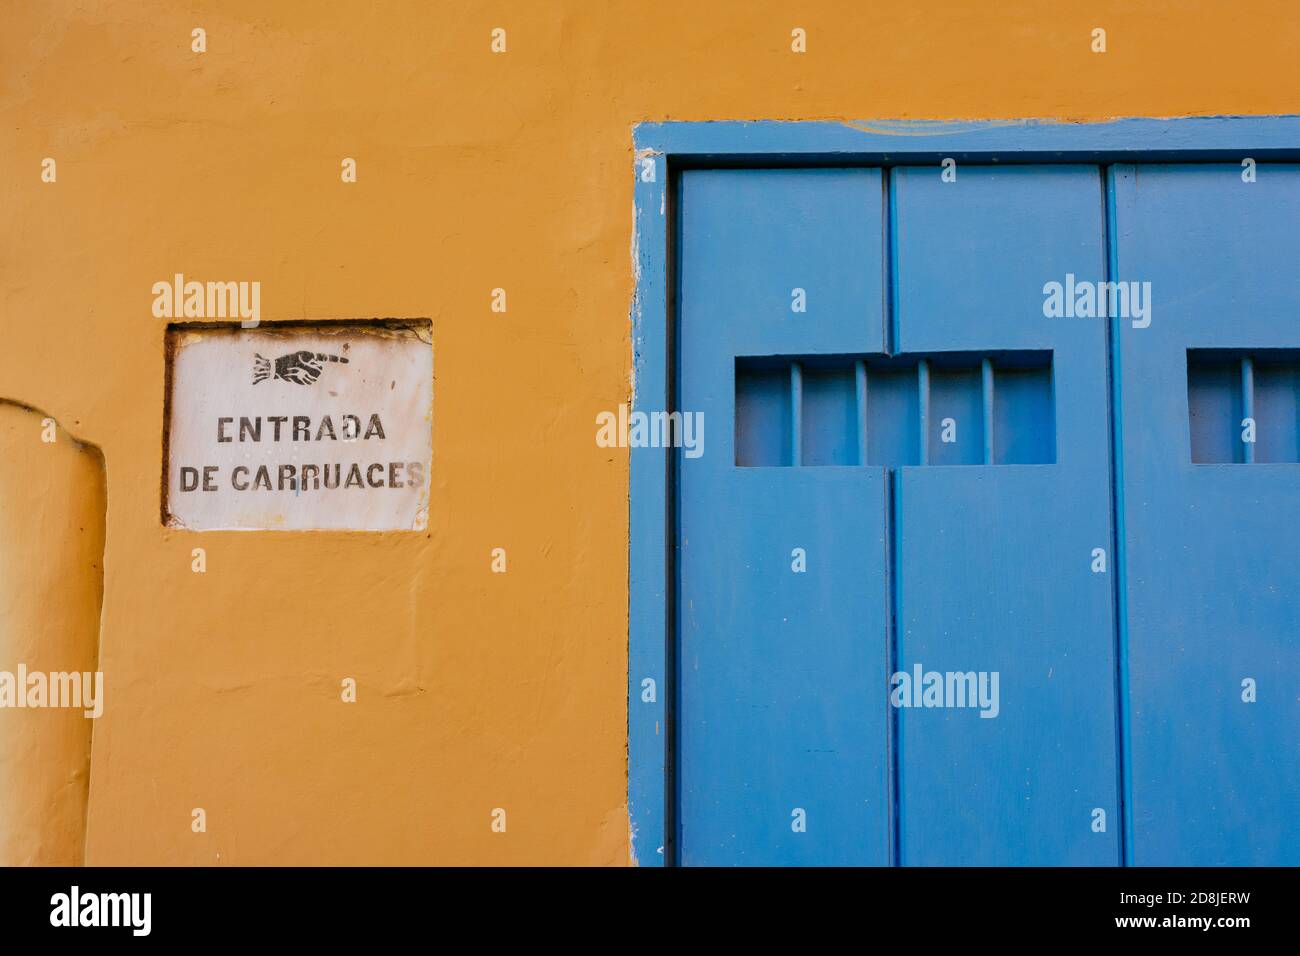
[{"x1": 1, "y1": 1, "x2": 1297, "y2": 864}]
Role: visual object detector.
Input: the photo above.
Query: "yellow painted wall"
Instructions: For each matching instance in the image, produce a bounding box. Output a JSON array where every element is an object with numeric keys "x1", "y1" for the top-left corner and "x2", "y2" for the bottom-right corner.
[{"x1": 1, "y1": 0, "x2": 1296, "y2": 864}]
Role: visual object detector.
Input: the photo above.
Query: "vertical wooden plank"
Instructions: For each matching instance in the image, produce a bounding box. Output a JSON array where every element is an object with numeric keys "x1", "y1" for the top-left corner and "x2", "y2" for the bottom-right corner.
[
  {"x1": 981, "y1": 357, "x2": 995, "y2": 465},
  {"x1": 790, "y1": 361, "x2": 804, "y2": 467},
  {"x1": 892, "y1": 165, "x2": 1119, "y2": 865},
  {"x1": 1242, "y1": 356, "x2": 1256, "y2": 464},
  {"x1": 856, "y1": 360, "x2": 869, "y2": 468},
  {"x1": 1114, "y1": 164, "x2": 1300, "y2": 865},
  {"x1": 917, "y1": 359, "x2": 931, "y2": 466},
  {"x1": 676, "y1": 168, "x2": 889, "y2": 865}
]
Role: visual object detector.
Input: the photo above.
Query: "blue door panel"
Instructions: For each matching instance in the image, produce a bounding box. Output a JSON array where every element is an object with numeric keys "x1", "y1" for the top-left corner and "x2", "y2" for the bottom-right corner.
[
  {"x1": 893, "y1": 166, "x2": 1119, "y2": 865},
  {"x1": 678, "y1": 169, "x2": 890, "y2": 864},
  {"x1": 1113, "y1": 164, "x2": 1300, "y2": 865},
  {"x1": 677, "y1": 169, "x2": 887, "y2": 358},
  {"x1": 895, "y1": 469, "x2": 1119, "y2": 864},
  {"x1": 677, "y1": 469, "x2": 891, "y2": 865},
  {"x1": 894, "y1": 165, "x2": 1104, "y2": 355}
]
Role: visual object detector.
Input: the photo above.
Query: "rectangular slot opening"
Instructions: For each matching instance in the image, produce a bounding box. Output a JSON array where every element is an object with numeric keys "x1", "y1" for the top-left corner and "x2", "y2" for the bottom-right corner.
[
  {"x1": 801, "y1": 366, "x2": 858, "y2": 466},
  {"x1": 865, "y1": 368, "x2": 920, "y2": 467},
  {"x1": 928, "y1": 365, "x2": 983, "y2": 466},
  {"x1": 1253, "y1": 359, "x2": 1300, "y2": 464},
  {"x1": 735, "y1": 351, "x2": 1053, "y2": 468},
  {"x1": 735, "y1": 363, "x2": 791, "y2": 466},
  {"x1": 1188, "y1": 355, "x2": 1245, "y2": 463},
  {"x1": 992, "y1": 364, "x2": 1055, "y2": 465}
]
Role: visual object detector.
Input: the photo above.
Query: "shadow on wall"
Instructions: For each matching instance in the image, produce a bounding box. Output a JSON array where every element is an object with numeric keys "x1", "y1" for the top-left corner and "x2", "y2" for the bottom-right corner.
[{"x1": 0, "y1": 400, "x2": 106, "y2": 865}]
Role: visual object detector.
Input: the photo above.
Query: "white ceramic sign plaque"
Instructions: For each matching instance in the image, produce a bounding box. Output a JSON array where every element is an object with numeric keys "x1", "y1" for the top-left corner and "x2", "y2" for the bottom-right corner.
[{"x1": 165, "y1": 323, "x2": 432, "y2": 531}]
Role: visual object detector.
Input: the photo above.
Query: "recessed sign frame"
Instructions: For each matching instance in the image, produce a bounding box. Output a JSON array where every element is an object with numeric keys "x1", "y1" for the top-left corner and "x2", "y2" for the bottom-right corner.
[{"x1": 163, "y1": 321, "x2": 433, "y2": 532}]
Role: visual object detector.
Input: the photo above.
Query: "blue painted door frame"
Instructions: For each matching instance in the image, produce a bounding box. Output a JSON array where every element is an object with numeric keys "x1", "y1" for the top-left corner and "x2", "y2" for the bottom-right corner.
[{"x1": 628, "y1": 117, "x2": 1300, "y2": 867}]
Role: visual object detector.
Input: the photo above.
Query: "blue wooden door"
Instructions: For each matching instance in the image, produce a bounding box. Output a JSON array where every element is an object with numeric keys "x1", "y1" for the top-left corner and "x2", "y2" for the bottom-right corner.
[
  {"x1": 1113, "y1": 164, "x2": 1300, "y2": 865},
  {"x1": 675, "y1": 159, "x2": 1298, "y2": 867}
]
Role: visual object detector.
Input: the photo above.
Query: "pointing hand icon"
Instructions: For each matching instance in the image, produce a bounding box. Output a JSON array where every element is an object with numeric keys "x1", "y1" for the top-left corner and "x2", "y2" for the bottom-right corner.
[{"x1": 253, "y1": 351, "x2": 348, "y2": 385}]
